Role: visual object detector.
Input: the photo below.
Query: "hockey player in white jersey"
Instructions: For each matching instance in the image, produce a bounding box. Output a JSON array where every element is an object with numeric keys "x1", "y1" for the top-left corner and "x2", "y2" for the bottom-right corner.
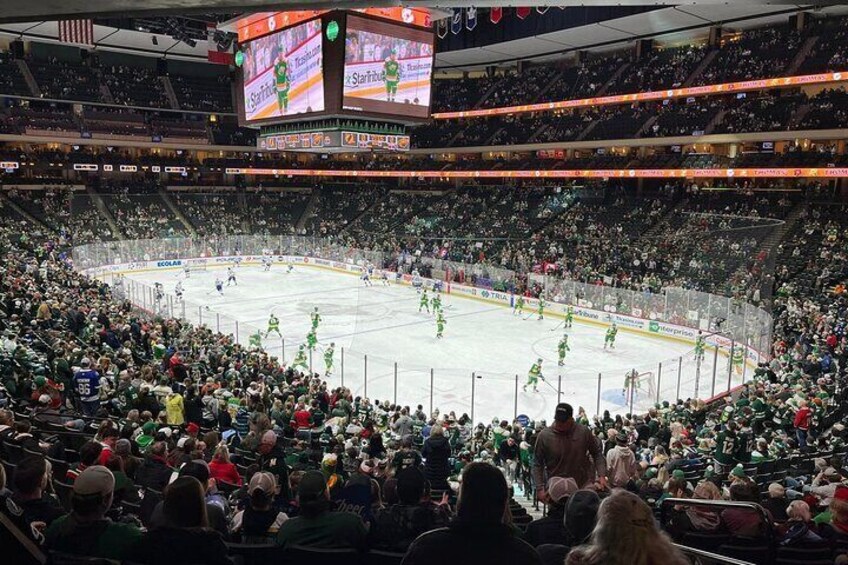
[
  {"x1": 174, "y1": 281, "x2": 184, "y2": 300},
  {"x1": 361, "y1": 270, "x2": 373, "y2": 287},
  {"x1": 215, "y1": 277, "x2": 224, "y2": 296},
  {"x1": 262, "y1": 256, "x2": 272, "y2": 272},
  {"x1": 227, "y1": 267, "x2": 237, "y2": 286}
]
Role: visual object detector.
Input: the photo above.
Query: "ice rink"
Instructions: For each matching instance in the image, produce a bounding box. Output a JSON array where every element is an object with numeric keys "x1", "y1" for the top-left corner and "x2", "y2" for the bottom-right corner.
[{"x1": 120, "y1": 264, "x2": 745, "y2": 424}]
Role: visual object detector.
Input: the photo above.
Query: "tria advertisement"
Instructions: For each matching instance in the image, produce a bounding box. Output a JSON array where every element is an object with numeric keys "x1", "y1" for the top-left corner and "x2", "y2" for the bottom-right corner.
[{"x1": 241, "y1": 18, "x2": 325, "y2": 121}]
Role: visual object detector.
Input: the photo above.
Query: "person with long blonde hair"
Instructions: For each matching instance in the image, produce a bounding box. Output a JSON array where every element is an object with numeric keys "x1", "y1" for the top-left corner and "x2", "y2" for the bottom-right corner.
[{"x1": 566, "y1": 489, "x2": 688, "y2": 565}]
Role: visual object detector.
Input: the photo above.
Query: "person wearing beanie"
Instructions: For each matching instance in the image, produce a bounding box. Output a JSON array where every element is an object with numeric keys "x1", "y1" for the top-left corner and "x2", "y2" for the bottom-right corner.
[
  {"x1": 275, "y1": 470, "x2": 367, "y2": 550},
  {"x1": 45, "y1": 466, "x2": 142, "y2": 560}
]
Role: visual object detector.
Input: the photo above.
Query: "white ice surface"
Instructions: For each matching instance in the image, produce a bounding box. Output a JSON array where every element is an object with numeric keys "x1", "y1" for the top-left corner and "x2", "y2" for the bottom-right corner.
[{"x1": 121, "y1": 265, "x2": 746, "y2": 424}]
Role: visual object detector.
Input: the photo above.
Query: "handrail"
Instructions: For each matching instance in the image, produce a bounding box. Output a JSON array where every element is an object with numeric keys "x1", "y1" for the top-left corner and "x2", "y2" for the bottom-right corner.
[
  {"x1": 673, "y1": 544, "x2": 754, "y2": 565},
  {"x1": 659, "y1": 498, "x2": 776, "y2": 553}
]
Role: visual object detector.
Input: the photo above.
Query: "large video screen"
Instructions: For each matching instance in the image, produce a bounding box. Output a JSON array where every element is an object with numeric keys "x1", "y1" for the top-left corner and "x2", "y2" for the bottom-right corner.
[
  {"x1": 342, "y1": 15, "x2": 434, "y2": 119},
  {"x1": 241, "y1": 18, "x2": 325, "y2": 122}
]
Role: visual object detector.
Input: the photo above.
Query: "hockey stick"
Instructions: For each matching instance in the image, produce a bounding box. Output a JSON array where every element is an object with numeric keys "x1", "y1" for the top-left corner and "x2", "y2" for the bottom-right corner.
[
  {"x1": 522, "y1": 312, "x2": 536, "y2": 320},
  {"x1": 548, "y1": 320, "x2": 565, "y2": 332}
]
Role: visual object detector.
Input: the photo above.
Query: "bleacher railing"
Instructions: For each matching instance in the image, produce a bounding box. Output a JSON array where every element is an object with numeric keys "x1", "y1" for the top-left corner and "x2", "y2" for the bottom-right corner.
[{"x1": 72, "y1": 236, "x2": 771, "y2": 422}]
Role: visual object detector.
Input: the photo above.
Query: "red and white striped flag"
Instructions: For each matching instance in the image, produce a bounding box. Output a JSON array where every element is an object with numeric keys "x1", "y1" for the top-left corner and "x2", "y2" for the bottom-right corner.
[{"x1": 58, "y1": 19, "x2": 94, "y2": 46}]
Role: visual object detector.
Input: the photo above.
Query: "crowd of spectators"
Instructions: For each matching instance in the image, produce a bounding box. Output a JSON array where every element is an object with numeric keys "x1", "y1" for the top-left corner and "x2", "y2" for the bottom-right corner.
[{"x1": 1, "y1": 180, "x2": 848, "y2": 564}]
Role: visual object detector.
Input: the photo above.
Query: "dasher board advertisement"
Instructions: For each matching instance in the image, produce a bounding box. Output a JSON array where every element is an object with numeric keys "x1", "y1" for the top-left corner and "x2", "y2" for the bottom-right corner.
[
  {"x1": 241, "y1": 18, "x2": 325, "y2": 122},
  {"x1": 342, "y1": 15, "x2": 434, "y2": 119}
]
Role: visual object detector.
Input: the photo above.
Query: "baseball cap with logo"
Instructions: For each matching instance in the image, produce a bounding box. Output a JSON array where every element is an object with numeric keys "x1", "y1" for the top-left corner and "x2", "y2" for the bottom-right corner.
[
  {"x1": 249, "y1": 472, "x2": 276, "y2": 496},
  {"x1": 73, "y1": 465, "x2": 115, "y2": 497}
]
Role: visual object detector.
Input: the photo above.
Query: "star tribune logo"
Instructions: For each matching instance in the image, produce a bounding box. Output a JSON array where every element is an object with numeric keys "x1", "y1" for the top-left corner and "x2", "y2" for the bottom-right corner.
[{"x1": 402, "y1": 8, "x2": 415, "y2": 23}]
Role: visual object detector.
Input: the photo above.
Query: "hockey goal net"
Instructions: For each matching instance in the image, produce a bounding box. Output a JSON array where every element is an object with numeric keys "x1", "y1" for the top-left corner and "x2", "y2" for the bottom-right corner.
[
  {"x1": 625, "y1": 371, "x2": 657, "y2": 409},
  {"x1": 182, "y1": 261, "x2": 207, "y2": 274}
]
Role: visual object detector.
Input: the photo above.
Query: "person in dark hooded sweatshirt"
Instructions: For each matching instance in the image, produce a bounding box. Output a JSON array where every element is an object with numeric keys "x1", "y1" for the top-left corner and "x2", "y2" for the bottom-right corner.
[
  {"x1": 533, "y1": 403, "x2": 606, "y2": 503},
  {"x1": 535, "y1": 489, "x2": 601, "y2": 565},
  {"x1": 402, "y1": 462, "x2": 541, "y2": 565},
  {"x1": 421, "y1": 424, "x2": 451, "y2": 491}
]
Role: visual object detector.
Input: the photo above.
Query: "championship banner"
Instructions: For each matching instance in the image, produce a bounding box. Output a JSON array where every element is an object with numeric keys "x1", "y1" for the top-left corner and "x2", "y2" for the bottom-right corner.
[
  {"x1": 437, "y1": 18, "x2": 448, "y2": 39},
  {"x1": 433, "y1": 70, "x2": 848, "y2": 120},
  {"x1": 516, "y1": 7, "x2": 532, "y2": 19},
  {"x1": 242, "y1": 19, "x2": 325, "y2": 122},
  {"x1": 537, "y1": 7, "x2": 550, "y2": 14},
  {"x1": 451, "y1": 8, "x2": 463, "y2": 34},
  {"x1": 466, "y1": 7, "x2": 478, "y2": 31},
  {"x1": 490, "y1": 7, "x2": 503, "y2": 24}
]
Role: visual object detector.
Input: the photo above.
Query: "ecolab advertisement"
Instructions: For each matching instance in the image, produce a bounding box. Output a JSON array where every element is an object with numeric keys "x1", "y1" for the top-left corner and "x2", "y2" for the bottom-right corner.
[{"x1": 241, "y1": 18, "x2": 325, "y2": 121}]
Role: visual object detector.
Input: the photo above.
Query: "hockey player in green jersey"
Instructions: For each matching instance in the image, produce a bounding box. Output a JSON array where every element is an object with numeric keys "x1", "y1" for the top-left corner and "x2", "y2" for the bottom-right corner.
[
  {"x1": 291, "y1": 345, "x2": 309, "y2": 372},
  {"x1": 274, "y1": 55, "x2": 290, "y2": 112},
  {"x1": 419, "y1": 289, "x2": 430, "y2": 313},
  {"x1": 431, "y1": 292, "x2": 442, "y2": 313},
  {"x1": 604, "y1": 322, "x2": 618, "y2": 350},
  {"x1": 249, "y1": 331, "x2": 263, "y2": 349},
  {"x1": 324, "y1": 342, "x2": 335, "y2": 376},
  {"x1": 565, "y1": 305, "x2": 574, "y2": 328},
  {"x1": 436, "y1": 311, "x2": 446, "y2": 338},
  {"x1": 310, "y1": 307, "x2": 321, "y2": 331},
  {"x1": 513, "y1": 294, "x2": 525, "y2": 316},
  {"x1": 306, "y1": 328, "x2": 318, "y2": 351},
  {"x1": 384, "y1": 50, "x2": 401, "y2": 102},
  {"x1": 694, "y1": 332, "x2": 706, "y2": 362},
  {"x1": 523, "y1": 358, "x2": 544, "y2": 392},
  {"x1": 731, "y1": 345, "x2": 745, "y2": 375},
  {"x1": 623, "y1": 368, "x2": 639, "y2": 397},
  {"x1": 265, "y1": 313, "x2": 281, "y2": 338},
  {"x1": 557, "y1": 334, "x2": 570, "y2": 366},
  {"x1": 537, "y1": 297, "x2": 546, "y2": 320}
]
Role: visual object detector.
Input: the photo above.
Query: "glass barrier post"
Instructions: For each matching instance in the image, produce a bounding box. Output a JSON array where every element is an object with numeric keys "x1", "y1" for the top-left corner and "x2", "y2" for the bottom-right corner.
[
  {"x1": 557, "y1": 374, "x2": 562, "y2": 403},
  {"x1": 471, "y1": 372, "x2": 476, "y2": 424},
  {"x1": 235, "y1": 321, "x2": 239, "y2": 344},
  {"x1": 216, "y1": 313, "x2": 220, "y2": 333},
  {"x1": 677, "y1": 356, "x2": 683, "y2": 400},
  {"x1": 656, "y1": 362, "x2": 663, "y2": 404},
  {"x1": 341, "y1": 347, "x2": 345, "y2": 387},
  {"x1": 364, "y1": 355, "x2": 368, "y2": 398},
  {"x1": 711, "y1": 344, "x2": 719, "y2": 398},
  {"x1": 429, "y1": 368, "x2": 434, "y2": 415},
  {"x1": 727, "y1": 341, "x2": 735, "y2": 392},
  {"x1": 393, "y1": 362, "x2": 398, "y2": 405},
  {"x1": 596, "y1": 373, "x2": 602, "y2": 417},
  {"x1": 514, "y1": 375, "x2": 519, "y2": 420}
]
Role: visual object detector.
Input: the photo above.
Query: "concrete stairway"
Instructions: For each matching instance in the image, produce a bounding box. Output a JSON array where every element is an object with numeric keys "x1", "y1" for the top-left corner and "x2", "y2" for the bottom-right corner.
[
  {"x1": 16, "y1": 59, "x2": 41, "y2": 96},
  {"x1": 787, "y1": 36, "x2": 818, "y2": 75},
  {"x1": 159, "y1": 189, "x2": 197, "y2": 236},
  {"x1": 0, "y1": 192, "x2": 50, "y2": 230},
  {"x1": 86, "y1": 187, "x2": 123, "y2": 239},
  {"x1": 682, "y1": 50, "x2": 718, "y2": 87},
  {"x1": 161, "y1": 76, "x2": 181, "y2": 110},
  {"x1": 296, "y1": 188, "x2": 321, "y2": 232}
]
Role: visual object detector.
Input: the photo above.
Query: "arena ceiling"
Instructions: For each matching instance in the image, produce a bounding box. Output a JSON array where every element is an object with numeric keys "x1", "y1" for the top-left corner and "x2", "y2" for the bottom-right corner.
[{"x1": 0, "y1": 1, "x2": 845, "y2": 23}]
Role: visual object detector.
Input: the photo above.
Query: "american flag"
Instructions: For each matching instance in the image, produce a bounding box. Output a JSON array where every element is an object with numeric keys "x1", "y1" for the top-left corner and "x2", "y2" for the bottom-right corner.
[{"x1": 58, "y1": 19, "x2": 95, "y2": 46}]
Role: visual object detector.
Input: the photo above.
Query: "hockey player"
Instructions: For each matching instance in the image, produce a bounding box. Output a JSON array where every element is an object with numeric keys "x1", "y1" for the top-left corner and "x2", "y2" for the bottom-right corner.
[
  {"x1": 361, "y1": 270, "x2": 372, "y2": 287},
  {"x1": 306, "y1": 328, "x2": 318, "y2": 351},
  {"x1": 523, "y1": 359, "x2": 544, "y2": 392},
  {"x1": 537, "y1": 296, "x2": 546, "y2": 320},
  {"x1": 431, "y1": 291, "x2": 442, "y2": 313},
  {"x1": 731, "y1": 345, "x2": 745, "y2": 375},
  {"x1": 436, "y1": 311, "x2": 446, "y2": 339},
  {"x1": 324, "y1": 343, "x2": 335, "y2": 376},
  {"x1": 154, "y1": 282, "x2": 164, "y2": 302},
  {"x1": 183, "y1": 264, "x2": 191, "y2": 278},
  {"x1": 286, "y1": 260, "x2": 294, "y2": 273},
  {"x1": 623, "y1": 368, "x2": 640, "y2": 398},
  {"x1": 291, "y1": 345, "x2": 309, "y2": 372},
  {"x1": 381, "y1": 271, "x2": 391, "y2": 286},
  {"x1": 513, "y1": 294, "x2": 525, "y2": 316},
  {"x1": 311, "y1": 307, "x2": 322, "y2": 331},
  {"x1": 262, "y1": 256, "x2": 272, "y2": 272},
  {"x1": 604, "y1": 323, "x2": 618, "y2": 350},
  {"x1": 265, "y1": 314, "x2": 282, "y2": 338},
  {"x1": 694, "y1": 332, "x2": 706, "y2": 362},
  {"x1": 557, "y1": 334, "x2": 570, "y2": 366},
  {"x1": 419, "y1": 289, "x2": 430, "y2": 313},
  {"x1": 565, "y1": 305, "x2": 574, "y2": 328},
  {"x1": 174, "y1": 281, "x2": 184, "y2": 301},
  {"x1": 411, "y1": 269, "x2": 423, "y2": 291},
  {"x1": 215, "y1": 277, "x2": 224, "y2": 296},
  {"x1": 227, "y1": 267, "x2": 237, "y2": 286},
  {"x1": 249, "y1": 331, "x2": 263, "y2": 349}
]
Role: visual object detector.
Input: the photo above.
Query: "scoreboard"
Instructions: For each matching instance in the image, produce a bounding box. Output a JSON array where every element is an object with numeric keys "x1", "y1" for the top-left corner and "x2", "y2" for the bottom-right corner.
[{"x1": 235, "y1": 9, "x2": 435, "y2": 128}]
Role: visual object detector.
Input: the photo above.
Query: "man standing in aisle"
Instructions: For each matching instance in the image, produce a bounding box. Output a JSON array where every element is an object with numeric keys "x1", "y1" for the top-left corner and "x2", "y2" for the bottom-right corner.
[{"x1": 533, "y1": 403, "x2": 606, "y2": 503}]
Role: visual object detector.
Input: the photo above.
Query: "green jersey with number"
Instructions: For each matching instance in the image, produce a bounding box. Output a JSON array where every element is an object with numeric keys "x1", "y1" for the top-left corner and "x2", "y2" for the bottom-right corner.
[{"x1": 384, "y1": 60, "x2": 400, "y2": 83}]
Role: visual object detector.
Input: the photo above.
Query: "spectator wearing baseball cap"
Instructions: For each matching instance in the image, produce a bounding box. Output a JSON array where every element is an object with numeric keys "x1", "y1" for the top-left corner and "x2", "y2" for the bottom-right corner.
[
  {"x1": 524, "y1": 476, "x2": 578, "y2": 547},
  {"x1": 275, "y1": 470, "x2": 367, "y2": 550},
  {"x1": 230, "y1": 472, "x2": 289, "y2": 543},
  {"x1": 133, "y1": 476, "x2": 233, "y2": 565},
  {"x1": 44, "y1": 466, "x2": 142, "y2": 560},
  {"x1": 533, "y1": 403, "x2": 607, "y2": 504}
]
